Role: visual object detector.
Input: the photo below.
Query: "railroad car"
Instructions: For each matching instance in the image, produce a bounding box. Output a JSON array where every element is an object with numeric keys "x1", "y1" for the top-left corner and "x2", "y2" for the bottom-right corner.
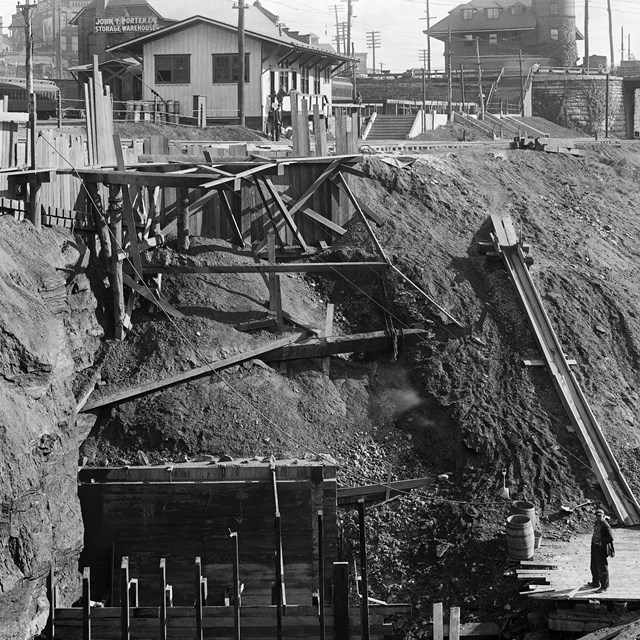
[{"x1": 0, "y1": 77, "x2": 59, "y2": 119}]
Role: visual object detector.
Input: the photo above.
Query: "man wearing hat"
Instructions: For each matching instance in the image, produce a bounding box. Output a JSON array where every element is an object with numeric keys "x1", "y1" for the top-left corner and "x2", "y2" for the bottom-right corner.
[{"x1": 590, "y1": 508, "x2": 614, "y2": 592}]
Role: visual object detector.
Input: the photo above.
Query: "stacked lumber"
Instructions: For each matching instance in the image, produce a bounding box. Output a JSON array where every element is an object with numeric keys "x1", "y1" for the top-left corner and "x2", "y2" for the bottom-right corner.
[{"x1": 84, "y1": 56, "x2": 116, "y2": 167}]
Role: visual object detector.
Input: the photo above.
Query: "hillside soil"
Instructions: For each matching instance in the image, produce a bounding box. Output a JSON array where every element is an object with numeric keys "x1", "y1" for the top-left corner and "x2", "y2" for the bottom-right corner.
[{"x1": 78, "y1": 138, "x2": 640, "y2": 636}]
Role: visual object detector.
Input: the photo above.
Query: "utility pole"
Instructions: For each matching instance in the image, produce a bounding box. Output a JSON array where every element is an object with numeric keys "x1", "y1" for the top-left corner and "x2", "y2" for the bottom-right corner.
[
  {"x1": 447, "y1": 26, "x2": 452, "y2": 122},
  {"x1": 418, "y1": 0, "x2": 432, "y2": 76},
  {"x1": 621, "y1": 27, "x2": 624, "y2": 64},
  {"x1": 366, "y1": 31, "x2": 380, "y2": 75},
  {"x1": 607, "y1": 0, "x2": 614, "y2": 71},
  {"x1": 329, "y1": 5, "x2": 343, "y2": 54},
  {"x1": 235, "y1": 0, "x2": 245, "y2": 126},
  {"x1": 419, "y1": 49, "x2": 428, "y2": 131},
  {"x1": 476, "y1": 37, "x2": 484, "y2": 120},
  {"x1": 584, "y1": 0, "x2": 589, "y2": 71},
  {"x1": 519, "y1": 49, "x2": 524, "y2": 116},
  {"x1": 19, "y1": 1, "x2": 39, "y2": 228},
  {"x1": 460, "y1": 64, "x2": 466, "y2": 113},
  {"x1": 340, "y1": 0, "x2": 357, "y2": 63}
]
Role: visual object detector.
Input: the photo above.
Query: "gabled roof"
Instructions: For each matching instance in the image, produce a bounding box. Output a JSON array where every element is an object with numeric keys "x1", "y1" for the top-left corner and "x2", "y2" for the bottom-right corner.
[
  {"x1": 105, "y1": 4, "x2": 353, "y2": 63},
  {"x1": 427, "y1": 0, "x2": 536, "y2": 38}
]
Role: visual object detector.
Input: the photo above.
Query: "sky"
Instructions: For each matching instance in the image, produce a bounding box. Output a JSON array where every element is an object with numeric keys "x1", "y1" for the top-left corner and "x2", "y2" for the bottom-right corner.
[
  {"x1": 0, "y1": 0, "x2": 634, "y2": 72},
  {"x1": 251, "y1": 0, "x2": 639, "y2": 72}
]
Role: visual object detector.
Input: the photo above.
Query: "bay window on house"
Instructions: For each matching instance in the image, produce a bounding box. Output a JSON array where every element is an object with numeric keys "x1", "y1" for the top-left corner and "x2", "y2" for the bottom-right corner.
[{"x1": 155, "y1": 55, "x2": 191, "y2": 83}]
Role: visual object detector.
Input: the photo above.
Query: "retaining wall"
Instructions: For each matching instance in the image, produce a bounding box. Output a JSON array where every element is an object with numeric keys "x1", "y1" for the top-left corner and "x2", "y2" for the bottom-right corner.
[{"x1": 531, "y1": 74, "x2": 625, "y2": 138}]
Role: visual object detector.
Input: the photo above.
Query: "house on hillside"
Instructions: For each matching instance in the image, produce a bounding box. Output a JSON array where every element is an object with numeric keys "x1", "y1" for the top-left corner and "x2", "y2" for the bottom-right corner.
[
  {"x1": 97, "y1": 0, "x2": 352, "y2": 129},
  {"x1": 426, "y1": 0, "x2": 582, "y2": 74}
]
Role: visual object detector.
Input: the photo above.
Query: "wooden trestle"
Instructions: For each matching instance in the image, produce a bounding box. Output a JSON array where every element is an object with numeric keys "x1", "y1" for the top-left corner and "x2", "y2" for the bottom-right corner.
[{"x1": 9, "y1": 152, "x2": 388, "y2": 342}]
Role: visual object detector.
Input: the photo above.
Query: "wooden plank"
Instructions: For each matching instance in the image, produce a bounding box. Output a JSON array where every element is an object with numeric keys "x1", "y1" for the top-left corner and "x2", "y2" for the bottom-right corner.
[
  {"x1": 262, "y1": 329, "x2": 429, "y2": 362},
  {"x1": 141, "y1": 262, "x2": 389, "y2": 275},
  {"x1": 219, "y1": 188, "x2": 245, "y2": 246},
  {"x1": 113, "y1": 134, "x2": 144, "y2": 280},
  {"x1": 337, "y1": 476, "x2": 434, "y2": 505},
  {"x1": 322, "y1": 303, "x2": 334, "y2": 375},
  {"x1": 300, "y1": 97, "x2": 311, "y2": 157},
  {"x1": 331, "y1": 178, "x2": 383, "y2": 226},
  {"x1": 313, "y1": 104, "x2": 328, "y2": 157},
  {"x1": 433, "y1": 603, "x2": 443, "y2": 640},
  {"x1": 280, "y1": 193, "x2": 346, "y2": 237},
  {"x1": 80, "y1": 333, "x2": 303, "y2": 412},
  {"x1": 122, "y1": 274, "x2": 185, "y2": 320},
  {"x1": 334, "y1": 172, "x2": 389, "y2": 264},
  {"x1": 449, "y1": 607, "x2": 460, "y2": 640},
  {"x1": 286, "y1": 160, "x2": 341, "y2": 218},
  {"x1": 259, "y1": 176, "x2": 308, "y2": 251}
]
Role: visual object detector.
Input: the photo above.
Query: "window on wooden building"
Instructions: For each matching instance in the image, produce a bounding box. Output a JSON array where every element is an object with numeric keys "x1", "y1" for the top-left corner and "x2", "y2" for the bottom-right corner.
[
  {"x1": 301, "y1": 66, "x2": 309, "y2": 93},
  {"x1": 510, "y1": 5, "x2": 524, "y2": 15},
  {"x1": 462, "y1": 8, "x2": 474, "y2": 20},
  {"x1": 155, "y1": 55, "x2": 190, "y2": 84},
  {"x1": 212, "y1": 53, "x2": 250, "y2": 83},
  {"x1": 489, "y1": 33, "x2": 497, "y2": 45},
  {"x1": 485, "y1": 7, "x2": 500, "y2": 19},
  {"x1": 549, "y1": 3, "x2": 559, "y2": 15},
  {"x1": 291, "y1": 71, "x2": 298, "y2": 90},
  {"x1": 314, "y1": 66, "x2": 321, "y2": 94},
  {"x1": 279, "y1": 70, "x2": 289, "y2": 91},
  {"x1": 550, "y1": 28, "x2": 559, "y2": 40}
]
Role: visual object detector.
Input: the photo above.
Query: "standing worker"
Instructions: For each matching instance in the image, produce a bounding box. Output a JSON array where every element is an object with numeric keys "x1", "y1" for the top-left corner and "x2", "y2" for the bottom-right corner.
[{"x1": 589, "y1": 508, "x2": 614, "y2": 592}]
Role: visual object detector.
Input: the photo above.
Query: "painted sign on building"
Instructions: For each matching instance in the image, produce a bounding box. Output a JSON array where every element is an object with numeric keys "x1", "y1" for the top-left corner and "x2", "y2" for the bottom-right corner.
[{"x1": 94, "y1": 16, "x2": 158, "y2": 33}]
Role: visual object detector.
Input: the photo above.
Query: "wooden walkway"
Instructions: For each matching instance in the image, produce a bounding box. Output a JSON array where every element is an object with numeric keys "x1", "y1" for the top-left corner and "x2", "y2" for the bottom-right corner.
[{"x1": 524, "y1": 529, "x2": 640, "y2": 601}]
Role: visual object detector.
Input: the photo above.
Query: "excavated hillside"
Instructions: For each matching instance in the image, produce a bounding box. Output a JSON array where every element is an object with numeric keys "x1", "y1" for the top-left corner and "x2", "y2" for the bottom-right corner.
[{"x1": 3, "y1": 140, "x2": 640, "y2": 637}]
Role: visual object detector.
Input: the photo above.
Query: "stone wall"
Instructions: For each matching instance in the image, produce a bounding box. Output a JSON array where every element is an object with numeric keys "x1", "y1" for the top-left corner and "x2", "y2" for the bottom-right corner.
[{"x1": 531, "y1": 74, "x2": 626, "y2": 137}]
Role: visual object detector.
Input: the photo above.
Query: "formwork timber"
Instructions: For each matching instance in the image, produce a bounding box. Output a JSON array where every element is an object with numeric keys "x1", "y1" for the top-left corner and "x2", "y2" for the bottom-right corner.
[
  {"x1": 521, "y1": 529, "x2": 640, "y2": 602},
  {"x1": 78, "y1": 460, "x2": 338, "y2": 609},
  {"x1": 70, "y1": 460, "x2": 410, "y2": 640}
]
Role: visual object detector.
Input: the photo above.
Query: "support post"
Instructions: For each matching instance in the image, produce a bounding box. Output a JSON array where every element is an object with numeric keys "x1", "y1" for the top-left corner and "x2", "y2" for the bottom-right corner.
[
  {"x1": 237, "y1": 0, "x2": 246, "y2": 127},
  {"x1": 605, "y1": 73, "x2": 610, "y2": 138},
  {"x1": 231, "y1": 532, "x2": 241, "y2": 640},
  {"x1": 476, "y1": 38, "x2": 484, "y2": 120},
  {"x1": 322, "y1": 303, "x2": 334, "y2": 375},
  {"x1": 433, "y1": 603, "x2": 444, "y2": 640},
  {"x1": 108, "y1": 184, "x2": 125, "y2": 340},
  {"x1": 317, "y1": 511, "x2": 326, "y2": 640},
  {"x1": 272, "y1": 464, "x2": 285, "y2": 640},
  {"x1": 447, "y1": 27, "x2": 452, "y2": 122},
  {"x1": 267, "y1": 232, "x2": 284, "y2": 331},
  {"x1": 82, "y1": 567, "x2": 91, "y2": 640},
  {"x1": 333, "y1": 562, "x2": 349, "y2": 640},
  {"x1": 47, "y1": 566, "x2": 55, "y2": 640},
  {"x1": 519, "y1": 50, "x2": 524, "y2": 117},
  {"x1": 121, "y1": 557, "x2": 130, "y2": 640},
  {"x1": 159, "y1": 559, "x2": 167, "y2": 640},
  {"x1": 357, "y1": 499, "x2": 370, "y2": 640},
  {"x1": 460, "y1": 65, "x2": 465, "y2": 112},
  {"x1": 195, "y1": 557, "x2": 203, "y2": 640},
  {"x1": 87, "y1": 181, "x2": 111, "y2": 265},
  {"x1": 177, "y1": 188, "x2": 190, "y2": 253},
  {"x1": 450, "y1": 606, "x2": 461, "y2": 640}
]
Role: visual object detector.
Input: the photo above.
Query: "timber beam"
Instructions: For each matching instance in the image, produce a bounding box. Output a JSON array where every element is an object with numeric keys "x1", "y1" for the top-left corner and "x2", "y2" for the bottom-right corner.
[
  {"x1": 262, "y1": 328, "x2": 430, "y2": 361},
  {"x1": 140, "y1": 262, "x2": 389, "y2": 275}
]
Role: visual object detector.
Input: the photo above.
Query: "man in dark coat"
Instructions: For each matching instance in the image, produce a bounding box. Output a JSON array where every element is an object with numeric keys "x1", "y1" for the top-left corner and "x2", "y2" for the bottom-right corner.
[{"x1": 590, "y1": 508, "x2": 614, "y2": 592}]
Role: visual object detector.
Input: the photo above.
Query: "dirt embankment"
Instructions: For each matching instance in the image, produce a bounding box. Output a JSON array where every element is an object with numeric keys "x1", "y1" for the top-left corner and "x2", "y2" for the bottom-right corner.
[
  {"x1": 0, "y1": 219, "x2": 102, "y2": 639},
  {"x1": 79, "y1": 143, "x2": 640, "y2": 634},
  {"x1": 5, "y1": 137, "x2": 640, "y2": 637}
]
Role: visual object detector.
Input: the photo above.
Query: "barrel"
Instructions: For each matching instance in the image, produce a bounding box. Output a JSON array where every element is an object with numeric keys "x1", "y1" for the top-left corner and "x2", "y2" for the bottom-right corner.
[
  {"x1": 511, "y1": 500, "x2": 536, "y2": 528},
  {"x1": 505, "y1": 514, "x2": 534, "y2": 560}
]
